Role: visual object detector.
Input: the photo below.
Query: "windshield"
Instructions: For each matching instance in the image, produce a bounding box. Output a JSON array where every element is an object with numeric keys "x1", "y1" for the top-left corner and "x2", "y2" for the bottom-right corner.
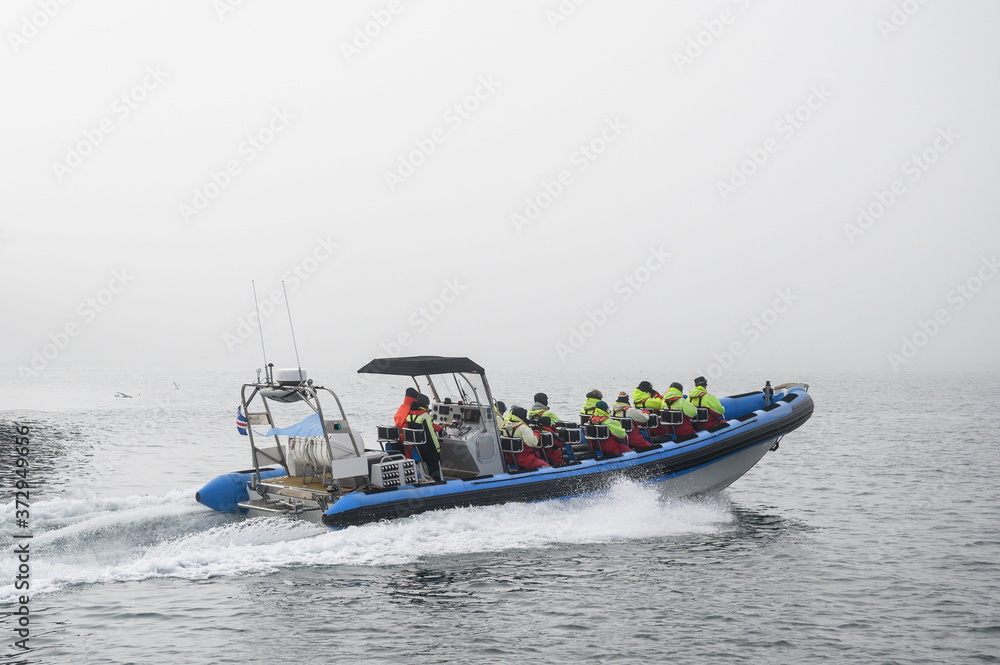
[{"x1": 420, "y1": 372, "x2": 484, "y2": 405}]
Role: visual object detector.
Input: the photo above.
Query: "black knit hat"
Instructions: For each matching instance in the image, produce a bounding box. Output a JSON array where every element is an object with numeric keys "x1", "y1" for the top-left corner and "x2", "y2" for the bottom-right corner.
[
  {"x1": 511, "y1": 406, "x2": 528, "y2": 421},
  {"x1": 495, "y1": 400, "x2": 506, "y2": 414},
  {"x1": 669, "y1": 382, "x2": 683, "y2": 392},
  {"x1": 637, "y1": 381, "x2": 653, "y2": 393},
  {"x1": 586, "y1": 389, "x2": 603, "y2": 400},
  {"x1": 414, "y1": 393, "x2": 430, "y2": 409},
  {"x1": 405, "y1": 387, "x2": 419, "y2": 399},
  {"x1": 694, "y1": 376, "x2": 707, "y2": 388},
  {"x1": 534, "y1": 392, "x2": 548, "y2": 406}
]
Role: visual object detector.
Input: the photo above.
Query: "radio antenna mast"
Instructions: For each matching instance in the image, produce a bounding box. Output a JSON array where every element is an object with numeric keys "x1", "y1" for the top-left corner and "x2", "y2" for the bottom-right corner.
[
  {"x1": 251, "y1": 280, "x2": 271, "y2": 383},
  {"x1": 282, "y1": 281, "x2": 303, "y2": 382}
]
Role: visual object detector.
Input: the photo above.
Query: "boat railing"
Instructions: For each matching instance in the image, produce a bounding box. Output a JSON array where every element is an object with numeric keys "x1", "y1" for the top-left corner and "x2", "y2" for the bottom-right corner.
[{"x1": 240, "y1": 380, "x2": 363, "y2": 486}]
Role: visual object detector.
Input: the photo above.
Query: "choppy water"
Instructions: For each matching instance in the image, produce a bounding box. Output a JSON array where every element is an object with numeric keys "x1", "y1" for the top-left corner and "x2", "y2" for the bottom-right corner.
[{"x1": 1, "y1": 369, "x2": 998, "y2": 664}]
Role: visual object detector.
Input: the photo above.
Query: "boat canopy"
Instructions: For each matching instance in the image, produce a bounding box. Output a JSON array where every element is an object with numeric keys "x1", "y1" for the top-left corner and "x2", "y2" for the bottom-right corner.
[{"x1": 357, "y1": 355, "x2": 485, "y2": 376}]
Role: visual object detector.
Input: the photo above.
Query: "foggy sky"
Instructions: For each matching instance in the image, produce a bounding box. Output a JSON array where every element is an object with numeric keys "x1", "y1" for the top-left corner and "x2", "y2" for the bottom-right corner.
[{"x1": 2, "y1": 1, "x2": 999, "y2": 383}]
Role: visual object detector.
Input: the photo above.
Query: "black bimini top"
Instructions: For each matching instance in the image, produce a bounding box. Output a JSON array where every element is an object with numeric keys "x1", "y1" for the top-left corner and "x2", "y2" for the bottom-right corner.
[{"x1": 357, "y1": 356, "x2": 485, "y2": 376}]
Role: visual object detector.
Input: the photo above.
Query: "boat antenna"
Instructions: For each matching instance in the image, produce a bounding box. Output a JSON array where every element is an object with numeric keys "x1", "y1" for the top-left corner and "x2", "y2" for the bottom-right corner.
[
  {"x1": 282, "y1": 281, "x2": 303, "y2": 382},
  {"x1": 251, "y1": 280, "x2": 270, "y2": 383}
]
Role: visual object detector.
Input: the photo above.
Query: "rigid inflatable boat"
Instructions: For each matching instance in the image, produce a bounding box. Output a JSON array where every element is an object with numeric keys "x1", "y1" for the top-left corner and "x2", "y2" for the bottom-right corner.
[{"x1": 196, "y1": 356, "x2": 814, "y2": 529}]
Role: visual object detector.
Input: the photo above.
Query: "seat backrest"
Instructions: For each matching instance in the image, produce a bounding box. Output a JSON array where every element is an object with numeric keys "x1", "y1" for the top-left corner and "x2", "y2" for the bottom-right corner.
[
  {"x1": 558, "y1": 427, "x2": 582, "y2": 444},
  {"x1": 579, "y1": 414, "x2": 592, "y2": 425},
  {"x1": 402, "y1": 427, "x2": 427, "y2": 445},
  {"x1": 661, "y1": 410, "x2": 684, "y2": 426},
  {"x1": 644, "y1": 413, "x2": 660, "y2": 429},
  {"x1": 499, "y1": 436, "x2": 524, "y2": 454},
  {"x1": 694, "y1": 407, "x2": 710, "y2": 423},
  {"x1": 612, "y1": 417, "x2": 633, "y2": 432},
  {"x1": 584, "y1": 424, "x2": 609, "y2": 440},
  {"x1": 377, "y1": 425, "x2": 400, "y2": 442},
  {"x1": 537, "y1": 431, "x2": 554, "y2": 448}
]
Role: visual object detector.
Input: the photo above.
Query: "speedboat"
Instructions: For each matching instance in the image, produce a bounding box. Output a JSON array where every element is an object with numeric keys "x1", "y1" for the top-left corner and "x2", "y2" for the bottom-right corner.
[{"x1": 196, "y1": 356, "x2": 814, "y2": 529}]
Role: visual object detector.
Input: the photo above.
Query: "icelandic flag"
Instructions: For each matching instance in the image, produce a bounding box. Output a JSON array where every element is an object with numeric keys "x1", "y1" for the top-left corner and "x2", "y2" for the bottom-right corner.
[{"x1": 236, "y1": 406, "x2": 248, "y2": 435}]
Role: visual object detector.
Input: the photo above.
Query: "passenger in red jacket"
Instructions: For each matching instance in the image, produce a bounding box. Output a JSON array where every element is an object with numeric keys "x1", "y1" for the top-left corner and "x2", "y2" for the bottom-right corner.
[
  {"x1": 534, "y1": 416, "x2": 569, "y2": 467},
  {"x1": 663, "y1": 383, "x2": 698, "y2": 438},
  {"x1": 611, "y1": 393, "x2": 655, "y2": 451},
  {"x1": 502, "y1": 407, "x2": 550, "y2": 470}
]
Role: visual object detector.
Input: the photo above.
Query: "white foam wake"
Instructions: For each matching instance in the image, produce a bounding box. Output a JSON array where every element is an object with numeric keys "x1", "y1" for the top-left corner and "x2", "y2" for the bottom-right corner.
[{"x1": 0, "y1": 481, "x2": 732, "y2": 602}]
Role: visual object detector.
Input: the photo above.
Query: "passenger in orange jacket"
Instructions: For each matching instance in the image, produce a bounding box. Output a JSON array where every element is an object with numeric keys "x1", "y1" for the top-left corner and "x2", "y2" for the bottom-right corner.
[
  {"x1": 389, "y1": 387, "x2": 419, "y2": 455},
  {"x1": 394, "y1": 387, "x2": 418, "y2": 429}
]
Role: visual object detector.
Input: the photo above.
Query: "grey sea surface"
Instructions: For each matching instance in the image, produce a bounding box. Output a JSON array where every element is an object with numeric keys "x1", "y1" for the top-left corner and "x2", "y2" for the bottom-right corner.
[{"x1": 1, "y1": 369, "x2": 998, "y2": 664}]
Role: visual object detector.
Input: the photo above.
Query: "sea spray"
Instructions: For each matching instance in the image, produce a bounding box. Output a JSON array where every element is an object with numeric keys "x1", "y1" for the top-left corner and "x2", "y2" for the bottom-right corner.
[{"x1": 0, "y1": 481, "x2": 733, "y2": 602}]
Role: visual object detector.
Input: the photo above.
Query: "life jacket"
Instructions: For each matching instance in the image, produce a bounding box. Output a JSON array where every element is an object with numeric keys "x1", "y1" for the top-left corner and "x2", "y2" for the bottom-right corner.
[
  {"x1": 406, "y1": 408, "x2": 429, "y2": 424},
  {"x1": 405, "y1": 408, "x2": 439, "y2": 447}
]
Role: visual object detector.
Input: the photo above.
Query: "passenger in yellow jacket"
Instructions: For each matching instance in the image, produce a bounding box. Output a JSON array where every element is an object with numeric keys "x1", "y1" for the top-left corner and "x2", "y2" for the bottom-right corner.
[
  {"x1": 632, "y1": 381, "x2": 665, "y2": 411},
  {"x1": 404, "y1": 394, "x2": 443, "y2": 481},
  {"x1": 529, "y1": 392, "x2": 561, "y2": 424},
  {"x1": 688, "y1": 376, "x2": 726, "y2": 430},
  {"x1": 581, "y1": 389, "x2": 603, "y2": 416},
  {"x1": 663, "y1": 383, "x2": 698, "y2": 438},
  {"x1": 632, "y1": 381, "x2": 666, "y2": 436}
]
